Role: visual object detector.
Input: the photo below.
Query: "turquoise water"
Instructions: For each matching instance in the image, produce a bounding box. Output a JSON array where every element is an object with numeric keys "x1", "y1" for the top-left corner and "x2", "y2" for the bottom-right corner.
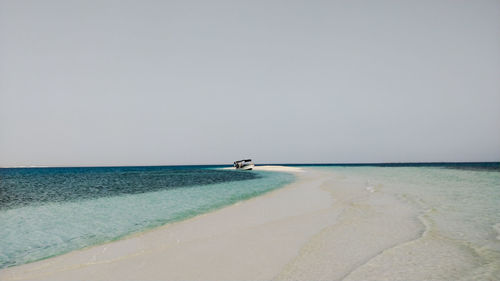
[
  {"x1": 322, "y1": 166, "x2": 500, "y2": 245},
  {"x1": 0, "y1": 166, "x2": 294, "y2": 269},
  {"x1": 314, "y1": 165, "x2": 500, "y2": 278},
  {"x1": 2, "y1": 164, "x2": 499, "y2": 277}
]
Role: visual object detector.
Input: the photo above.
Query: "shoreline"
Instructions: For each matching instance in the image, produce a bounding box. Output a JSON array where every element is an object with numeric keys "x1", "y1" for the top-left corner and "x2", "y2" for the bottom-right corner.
[
  {"x1": 1, "y1": 165, "x2": 492, "y2": 280},
  {"x1": 1, "y1": 165, "x2": 312, "y2": 280},
  {"x1": 0, "y1": 165, "x2": 294, "y2": 270},
  {"x1": 0, "y1": 166, "x2": 424, "y2": 280}
]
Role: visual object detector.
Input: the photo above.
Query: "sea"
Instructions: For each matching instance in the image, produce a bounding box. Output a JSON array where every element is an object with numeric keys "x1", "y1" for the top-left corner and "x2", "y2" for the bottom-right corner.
[
  {"x1": 0, "y1": 166, "x2": 293, "y2": 269},
  {"x1": 313, "y1": 163, "x2": 500, "y2": 280},
  {"x1": 0, "y1": 163, "x2": 499, "y2": 278}
]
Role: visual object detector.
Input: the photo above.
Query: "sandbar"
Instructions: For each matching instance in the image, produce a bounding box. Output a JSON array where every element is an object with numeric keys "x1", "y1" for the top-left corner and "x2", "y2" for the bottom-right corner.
[{"x1": 0, "y1": 166, "x2": 422, "y2": 280}]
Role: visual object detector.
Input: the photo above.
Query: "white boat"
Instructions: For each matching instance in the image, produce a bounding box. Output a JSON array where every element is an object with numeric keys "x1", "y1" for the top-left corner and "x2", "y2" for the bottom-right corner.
[{"x1": 233, "y1": 159, "x2": 255, "y2": 170}]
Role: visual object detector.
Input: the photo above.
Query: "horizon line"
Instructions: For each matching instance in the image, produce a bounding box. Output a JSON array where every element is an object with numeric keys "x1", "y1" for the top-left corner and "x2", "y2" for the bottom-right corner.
[{"x1": 1, "y1": 161, "x2": 499, "y2": 169}]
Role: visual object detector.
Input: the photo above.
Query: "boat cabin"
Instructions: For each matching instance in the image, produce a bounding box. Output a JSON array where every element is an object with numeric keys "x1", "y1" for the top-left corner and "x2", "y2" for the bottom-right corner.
[{"x1": 233, "y1": 159, "x2": 254, "y2": 170}]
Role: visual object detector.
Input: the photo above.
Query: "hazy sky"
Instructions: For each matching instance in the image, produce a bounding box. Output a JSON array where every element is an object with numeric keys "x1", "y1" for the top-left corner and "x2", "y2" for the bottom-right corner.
[{"x1": 1, "y1": 0, "x2": 499, "y2": 167}]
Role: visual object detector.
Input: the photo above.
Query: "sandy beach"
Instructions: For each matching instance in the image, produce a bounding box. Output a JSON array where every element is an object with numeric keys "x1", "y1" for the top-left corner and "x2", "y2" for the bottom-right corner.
[
  {"x1": 0, "y1": 166, "x2": 421, "y2": 280},
  {"x1": 1, "y1": 165, "x2": 494, "y2": 280}
]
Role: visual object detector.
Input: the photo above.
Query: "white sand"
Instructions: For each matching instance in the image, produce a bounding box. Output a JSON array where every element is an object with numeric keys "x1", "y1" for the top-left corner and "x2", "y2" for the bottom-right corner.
[{"x1": 0, "y1": 166, "x2": 424, "y2": 281}]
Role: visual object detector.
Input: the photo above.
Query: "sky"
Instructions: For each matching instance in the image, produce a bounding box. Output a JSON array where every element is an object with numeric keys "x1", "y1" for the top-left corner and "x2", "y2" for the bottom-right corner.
[{"x1": 1, "y1": 0, "x2": 499, "y2": 167}]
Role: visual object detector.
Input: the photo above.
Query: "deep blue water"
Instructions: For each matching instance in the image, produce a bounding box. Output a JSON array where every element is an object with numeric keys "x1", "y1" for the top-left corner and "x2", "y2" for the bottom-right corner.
[
  {"x1": 283, "y1": 161, "x2": 500, "y2": 171},
  {"x1": 0, "y1": 166, "x2": 258, "y2": 210}
]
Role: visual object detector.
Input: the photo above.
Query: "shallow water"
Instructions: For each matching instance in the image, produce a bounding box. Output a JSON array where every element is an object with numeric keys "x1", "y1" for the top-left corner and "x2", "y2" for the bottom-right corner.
[
  {"x1": 315, "y1": 165, "x2": 500, "y2": 280},
  {"x1": 0, "y1": 166, "x2": 294, "y2": 269}
]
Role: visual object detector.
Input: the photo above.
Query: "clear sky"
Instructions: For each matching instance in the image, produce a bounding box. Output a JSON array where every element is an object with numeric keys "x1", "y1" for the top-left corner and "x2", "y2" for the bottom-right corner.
[{"x1": 1, "y1": 0, "x2": 499, "y2": 167}]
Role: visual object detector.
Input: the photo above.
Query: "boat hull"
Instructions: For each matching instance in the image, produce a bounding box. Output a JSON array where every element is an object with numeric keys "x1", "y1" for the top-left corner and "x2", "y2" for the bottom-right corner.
[{"x1": 237, "y1": 164, "x2": 254, "y2": 170}]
